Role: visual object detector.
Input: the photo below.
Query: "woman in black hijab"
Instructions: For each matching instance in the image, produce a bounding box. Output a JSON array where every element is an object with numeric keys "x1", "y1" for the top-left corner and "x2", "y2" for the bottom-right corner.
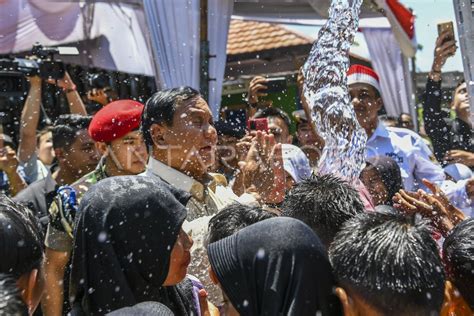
[
  {"x1": 360, "y1": 156, "x2": 403, "y2": 206},
  {"x1": 69, "y1": 176, "x2": 197, "y2": 315},
  {"x1": 207, "y1": 217, "x2": 340, "y2": 316}
]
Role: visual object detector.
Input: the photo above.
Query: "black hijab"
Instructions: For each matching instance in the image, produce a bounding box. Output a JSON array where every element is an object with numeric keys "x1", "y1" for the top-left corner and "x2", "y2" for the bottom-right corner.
[
  {"x1": 69, "y1": 176, "x2": 197, "y2": 315},
  {"x1": 208, "y1": 217, "x2": 340, "y2": 316},
  {"x1": 366, "y1": 156, "x2": 403, "y2": 206}
]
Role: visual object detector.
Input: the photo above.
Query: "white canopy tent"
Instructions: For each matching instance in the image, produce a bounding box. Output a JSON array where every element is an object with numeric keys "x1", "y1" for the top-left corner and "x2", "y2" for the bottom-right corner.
[{"x1": 0, "y1": 0, "x2": 417, "y2": 120}]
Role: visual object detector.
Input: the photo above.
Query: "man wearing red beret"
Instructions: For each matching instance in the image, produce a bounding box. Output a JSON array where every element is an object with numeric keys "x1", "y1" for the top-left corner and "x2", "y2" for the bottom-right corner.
[{"x1": 42, "y1": 99, "x2": 148, "y2": 316}]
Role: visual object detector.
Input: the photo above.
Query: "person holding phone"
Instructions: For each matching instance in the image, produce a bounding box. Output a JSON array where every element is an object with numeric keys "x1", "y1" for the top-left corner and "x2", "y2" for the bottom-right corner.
[
  {"x1": 423, "y1": 26, "x2": 474, "y2": 167},
  {"x1": 0, "y1": 134, "x2": 27, "y2": 196}
]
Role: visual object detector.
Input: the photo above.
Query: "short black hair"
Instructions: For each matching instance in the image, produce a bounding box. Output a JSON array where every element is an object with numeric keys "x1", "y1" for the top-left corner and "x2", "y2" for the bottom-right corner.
[
  {"x1": 0, "y1": 195, "x2": 43, "y2": 278},
  {"x1": 52, "y1": 114, "x2": 92, "y2": 150},
  {"x1": 455, "y1": 78, "x2": 466, "y2": 89},
  {"x1": 141, "y1": 87, "x2": 200, "y2": 148},
  {"x1": 0, "y1": 273, "x2": 28, "y2": 316},
  {"x1": 398, "y1": 112, "x2": 412, "y2": 119},
  {"x1": 214, "y1": 120, "x2": 246, "y2": 139},
  {"x1": 281, "y1": 174, "x2": 364, "y2": 247},
  {"x1": 329, "y1": 211, "x2": 445, "y2": 316},
  {"x1": 253, "y1": 107, "x2": 292, "y2": 129},
  {"x1": 443, "y1": 218, "x2": 474, "y2": 309},
  {"x1": 397, "y1": 112, "x2": 413, "y2": 125},
  {"x1": 207, "y1": 203, "x2": 276, "y2": 245}
]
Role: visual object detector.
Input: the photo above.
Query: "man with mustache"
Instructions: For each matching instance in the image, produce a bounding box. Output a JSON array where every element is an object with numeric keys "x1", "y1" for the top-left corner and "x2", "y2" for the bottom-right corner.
[{"x1": 141, "y1": 86, "x2": 284, "y2": 303}]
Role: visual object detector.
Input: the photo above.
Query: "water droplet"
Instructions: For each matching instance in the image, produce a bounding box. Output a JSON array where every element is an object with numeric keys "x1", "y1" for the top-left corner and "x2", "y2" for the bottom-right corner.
[{"x1": 98, "y1": 231, "x2": 107, "y2": 242}]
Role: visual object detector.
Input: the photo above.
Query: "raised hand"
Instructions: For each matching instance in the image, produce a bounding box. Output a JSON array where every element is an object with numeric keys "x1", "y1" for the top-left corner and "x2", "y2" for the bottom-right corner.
[
  {"x1": 26, "y1": 75, "x2": 42, "y2": 88},
  {"x1": 237, "y1": 131, "x2": 285, "y2": 204},
  {"x1": 0, "y1": 145, "x2": 19, "y2": 174},
  {"x1": 87, "y1": 88, "x2": 110, "y2": 106},
  {"x1": 247, "y1": 76, "x2": 268, "y2": 105},
  {"x1": 46, "y1": 71, "x2": 76, "y2": 91},
  {"x1": 432, "y1": 31, "x2": 457, "y2": 73}
]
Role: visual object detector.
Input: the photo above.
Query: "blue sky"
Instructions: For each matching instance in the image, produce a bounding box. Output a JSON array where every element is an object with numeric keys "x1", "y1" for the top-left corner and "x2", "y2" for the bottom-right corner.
[{"x1": 286, "y1": 0, "x2": 462, "y2": 72}]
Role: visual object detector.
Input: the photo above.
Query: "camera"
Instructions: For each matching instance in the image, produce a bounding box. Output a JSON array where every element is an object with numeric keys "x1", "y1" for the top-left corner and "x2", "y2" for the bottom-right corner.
[
  {"x1": 0, "y1": 59, "x2": 25, "y2": 97},
  {"x1": 17, "y1": 43, "x2": 79, "y2": 80},
  {"x1": 87, "y1": 73, "x2": 110, "y2": 89},
  {"x1": 0, "y1": 43, "x2": 79, "y2": 96}
]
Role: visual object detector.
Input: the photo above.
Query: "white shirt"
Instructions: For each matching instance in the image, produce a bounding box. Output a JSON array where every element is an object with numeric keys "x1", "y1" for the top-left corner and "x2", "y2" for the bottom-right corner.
[
  {"x1": 366, "y1": 122, "x2": 446, "y2": 191},
  {"x1": 442, "y1": 179, "x2": 473, "y2": 217},
  {"x1": 21, "y1": 153, "x2": 50, "y2": 183}
]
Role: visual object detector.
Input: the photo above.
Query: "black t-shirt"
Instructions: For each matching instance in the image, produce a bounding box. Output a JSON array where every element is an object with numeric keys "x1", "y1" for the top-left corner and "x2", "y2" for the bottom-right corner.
[{"x1": 13, "y1": 173, "x2": 58, "y2": 231}]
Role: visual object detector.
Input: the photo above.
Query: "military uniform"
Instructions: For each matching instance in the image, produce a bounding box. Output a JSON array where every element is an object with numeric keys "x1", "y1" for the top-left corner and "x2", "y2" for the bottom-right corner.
[{"x1": 46, "y1": 160, "x2": 108, "y2": 252}]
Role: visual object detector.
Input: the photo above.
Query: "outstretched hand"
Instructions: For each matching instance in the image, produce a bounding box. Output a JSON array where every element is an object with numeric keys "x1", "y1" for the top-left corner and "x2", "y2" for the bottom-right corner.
[
  {"x1": 393, "y1": 179, "x2": 466, "y2": 237},
  {"x1": 393, "y1": 189, "x2": 454, "y2": 236},
  {"x1": 422, "y1": 179, "x2": 466, "y2": 225},
  {"x1": 444, "y1": 150, "x2": 474, "y2": 167}
]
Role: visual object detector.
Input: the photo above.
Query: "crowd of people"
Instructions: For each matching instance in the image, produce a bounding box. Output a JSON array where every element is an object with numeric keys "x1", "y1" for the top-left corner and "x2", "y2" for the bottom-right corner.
[{"x1": 0, "y1": 30, "x2": 472, "y2": 316}]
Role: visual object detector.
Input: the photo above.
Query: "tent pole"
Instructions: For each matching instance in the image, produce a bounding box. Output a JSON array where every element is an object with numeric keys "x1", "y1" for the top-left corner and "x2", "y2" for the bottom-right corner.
[
  {"x1": 411, "y1": 56, "x2": 419, "y2": 130},
  {"x1": 200, "y1": 0, "x2": 209, "y2": 101}
]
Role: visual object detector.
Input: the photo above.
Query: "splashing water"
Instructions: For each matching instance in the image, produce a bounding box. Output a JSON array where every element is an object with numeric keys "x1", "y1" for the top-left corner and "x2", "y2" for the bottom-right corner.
[{"x1": 303, "y1": 0, "x2": 367, "y2": 181}]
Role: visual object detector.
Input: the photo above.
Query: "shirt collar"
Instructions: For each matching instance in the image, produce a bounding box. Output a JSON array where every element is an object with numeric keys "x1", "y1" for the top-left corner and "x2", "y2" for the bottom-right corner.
[
  {"x1": 368, "y1": 120, "x2": 390, "y2": 143},
  {"x1": 147, "y1": 157, "x2": 206, "y2": 200}
]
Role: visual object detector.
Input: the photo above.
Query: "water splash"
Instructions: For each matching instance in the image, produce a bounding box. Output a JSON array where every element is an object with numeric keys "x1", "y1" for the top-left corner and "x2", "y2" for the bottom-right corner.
[{"x1": 303, "y1": 0, "x2": 367, "y2": 182}]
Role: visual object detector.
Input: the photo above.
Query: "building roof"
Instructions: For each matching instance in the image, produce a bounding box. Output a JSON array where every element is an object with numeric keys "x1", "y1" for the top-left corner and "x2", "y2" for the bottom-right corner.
[
  {"x1": 227, "y1": 19, "x2": 313, "y2": 55},
  {"x1": 226, "y1": 19, "x2": 370, "y2": 64}
]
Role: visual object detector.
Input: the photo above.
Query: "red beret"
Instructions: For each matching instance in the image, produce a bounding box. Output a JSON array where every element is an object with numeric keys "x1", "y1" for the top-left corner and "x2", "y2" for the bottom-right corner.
[{"x1": 89, "y1": 99, "x2": 144, "y2": 142}]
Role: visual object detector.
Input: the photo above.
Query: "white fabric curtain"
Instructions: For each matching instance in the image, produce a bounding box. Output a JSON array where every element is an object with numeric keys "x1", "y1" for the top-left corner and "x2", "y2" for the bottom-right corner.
[
  {"x1": 143, "y1": 0, "x2": 200, "y2": 90},
  {"x1": 0, "y1": 0, "x2": 153, "y2": 75},
  {"x1": 362, "y1": 28, "x2": 416, "y2": 126},
  {"x1": 208, "y1": 0, "x2": 234, "y2": 119}
]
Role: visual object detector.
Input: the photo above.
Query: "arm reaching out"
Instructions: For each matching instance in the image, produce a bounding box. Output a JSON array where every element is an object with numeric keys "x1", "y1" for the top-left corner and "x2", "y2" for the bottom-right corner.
[
  {"x1": 47, "y1": 72, "x2": 87, "y2": 115},
  {"x1": 18, "y1": 76, "x2": 42, "y2": 163}
]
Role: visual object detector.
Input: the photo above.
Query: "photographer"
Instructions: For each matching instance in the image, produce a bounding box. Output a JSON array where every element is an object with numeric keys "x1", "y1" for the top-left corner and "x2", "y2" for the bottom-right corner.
[
  {"x1": 18, "y1": 73, "x2": 87, "y2": 183},
  {"x1": 85, "y1": 73, "x2": 118, "y2": 113}
]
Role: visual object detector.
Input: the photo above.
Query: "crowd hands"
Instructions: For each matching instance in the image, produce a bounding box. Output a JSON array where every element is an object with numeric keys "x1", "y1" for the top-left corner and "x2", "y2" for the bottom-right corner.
[{"x1": 0, "y1": 30, "x2": 472, "y2": 316}]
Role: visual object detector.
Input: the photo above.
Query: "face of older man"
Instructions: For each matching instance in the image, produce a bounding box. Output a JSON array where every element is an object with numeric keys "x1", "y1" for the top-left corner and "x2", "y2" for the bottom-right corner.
[{"x1": 154, "y1": 96, "x2": 218, "y2": 177}]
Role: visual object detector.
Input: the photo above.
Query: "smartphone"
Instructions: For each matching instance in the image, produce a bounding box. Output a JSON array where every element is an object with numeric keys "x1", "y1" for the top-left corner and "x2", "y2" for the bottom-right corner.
[
  {"x1": 265, "y1": 77, "x2": 287, "y2": 93},
  {"x1": 437, "y1": 21, "x2": 455, "y2": 42},
  {"x1": 247, "y1": 118, "x2": 269, "y2": 132}
]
